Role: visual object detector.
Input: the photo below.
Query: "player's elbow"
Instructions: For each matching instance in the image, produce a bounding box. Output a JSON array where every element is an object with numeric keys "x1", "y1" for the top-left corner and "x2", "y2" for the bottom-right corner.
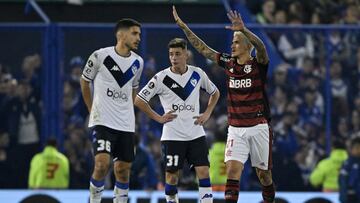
[{"x1": 134, "y1": 96, "x2": 144, "y2": 109}]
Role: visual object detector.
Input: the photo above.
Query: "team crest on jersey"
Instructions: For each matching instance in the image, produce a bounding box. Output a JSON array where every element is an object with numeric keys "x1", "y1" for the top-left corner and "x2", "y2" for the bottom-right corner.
[
  {"x1": 131, "y1": 65, "x2": 138, "y2": 74},
  {"x1": 190, "y1": 78, "x2": 198, "y2": 87},
  {"x1": 244, "y1": 65, "x2": 252, "y2": 73}
]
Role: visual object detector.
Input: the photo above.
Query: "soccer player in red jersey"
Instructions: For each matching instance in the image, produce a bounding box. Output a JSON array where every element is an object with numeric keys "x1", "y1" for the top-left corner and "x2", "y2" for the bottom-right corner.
[{"x1": 173, "y1": 6, "x2": 275, "y2": 203}]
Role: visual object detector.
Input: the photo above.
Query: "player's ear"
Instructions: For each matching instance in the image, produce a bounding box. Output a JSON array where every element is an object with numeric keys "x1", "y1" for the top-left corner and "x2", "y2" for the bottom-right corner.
[{"x1": 116, "y1": 30, "x2": 126, "y2": 40}]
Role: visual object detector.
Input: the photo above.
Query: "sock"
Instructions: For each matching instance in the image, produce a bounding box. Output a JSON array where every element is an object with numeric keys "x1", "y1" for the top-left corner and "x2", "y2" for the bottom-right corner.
[
  {"x1": 113, "y1": 181, "x2": 129, "y2": 203},
  {"x1": 262, "y1": 183, "x2": 275, "y2": 203},
  {"x1": 90, "y1": 177, "x2": 105, "y2": 203},
  {"x1": 165, "y1": 183, "x2": 178, "y2": 203},
  {"x1": 225, "y1": 179, "x2": 239, "y2": 203},
  {"x1": 199, "y1": 178, "x2": 213, "y2": 203}
]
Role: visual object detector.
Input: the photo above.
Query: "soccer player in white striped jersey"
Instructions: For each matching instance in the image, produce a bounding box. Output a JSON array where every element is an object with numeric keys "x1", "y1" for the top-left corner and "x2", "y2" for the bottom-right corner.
[
  {"x1": 135, "y1": 38, "x2": 220, "y2": 203},
  {"x1": 80, "y1": 18, "x2": 143, "y2": 203}
]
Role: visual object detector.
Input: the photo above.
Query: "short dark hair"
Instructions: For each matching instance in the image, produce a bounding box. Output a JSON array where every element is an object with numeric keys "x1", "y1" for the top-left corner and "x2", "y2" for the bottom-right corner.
[
  {"x1": 46, "y1": 137, "x2": 57, "y2": 148},
  {"x1": 332, "y1": 139, "x2": 345, "y2": 149},
  {"x1": 114, "y1": 18, "x2": 141, "y2": 34},
  {"x1": 168, "y1": 38, "x2": 187, "y2": 50}
]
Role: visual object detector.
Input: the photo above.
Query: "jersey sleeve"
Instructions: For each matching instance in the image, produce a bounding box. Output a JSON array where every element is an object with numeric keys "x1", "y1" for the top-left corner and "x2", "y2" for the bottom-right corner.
[
  {"x1": 199, "y1": 69, "x2": 218, "y2": 95},
  {"x1": 137, "y1": 75, "x2": 161, "y2": 103},
  {"x1": 82, "y1": 51, "x2": 100, "y2": 82},
  {"x1": 216, "y1": 52, "x2": 233, "y2": 70},
  {"x1": 132, "y1": 57, "x2": 144, "y2": 89}
]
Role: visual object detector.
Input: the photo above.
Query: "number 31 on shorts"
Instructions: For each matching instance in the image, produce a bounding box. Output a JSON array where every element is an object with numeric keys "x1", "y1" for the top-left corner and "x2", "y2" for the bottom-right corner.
[
  {"x1": 166, "y1": 155, "x2": 179, "y2": 167},
  {"x1": 97, "y1": 139, "x2": 111, "y2": 152}
]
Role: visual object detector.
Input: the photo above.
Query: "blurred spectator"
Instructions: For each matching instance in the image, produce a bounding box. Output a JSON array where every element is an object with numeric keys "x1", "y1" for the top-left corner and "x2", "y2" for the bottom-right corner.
[
  {"x1": 341, "y1": 4, "x2": 359, "y2": 25},
  {"x1": 209, "y1": 115, "x2": 227, "y2": 191},
  {"x1": 68, "y1": 56, "x2": 84, "y2": 86},
  {"x1": 287, "y1": 1, "x2": 304, "y2": 22},
  {"x1": 339, "y1": 137, "x2": 360, "y2": 203},
  {"x1": 15, "y1": 54, "x2": 42, "y2": 102},
  {"x1": 330, "y1": 61, "x2": 349, "y2": 123},
  {"x1": 273, "y1": 111, "x2": 303, "y2": 159},
  {"x1": 28, "y1": 137, "x2": 70, "y2": 189},
  {"x1": 4, "y1": 80, "x2": 41, "y2": 188},
  {"x1": 270, "y1": 86, "x2": 290, "y2": 123},
  {"x1": 64, "y1": 125, "x2": 92, "y2": 188},
  {"x1": 310, "y1": 139, "x2": 348, "y2": 192},
  {"x1": 268, "y1": 10, "x2": 288, "y2": 43},
  {"x1": 351, "y1": 110, "x2": 360, "y2": 135},
  {"x1": 256, "y1": 0, "x2": 275, "y2": 24},
  {"x1": 329, "y1": 31, "x2": 348, "y2": 63},
  {"x1": 63, "y1": 80, "x2": 86, "y2": 129},
  {"x1": 129, "y1": 135, "x2": 159, "y2": 190},
  {"x1": 298, "y1": 87, "x2": 323, "y2": 127},
  {"x1": 147, "y1": 137, "x2": 165, "y2": 186},
  {"x1": 274, "y1": 10, "x2": 286, "y2": 24},
  {"x1": 349, "y1": 48, "x2": 360, "y2": 97},
  {"x1": 272, "y1": 144, "x2": 305, "y2": 191},
  {"x1": 277, "y1": 15, "x2": 314, "y2": 68},
  {"x1": 0, "y1": 130, "x2": 11, "y2": 188}
]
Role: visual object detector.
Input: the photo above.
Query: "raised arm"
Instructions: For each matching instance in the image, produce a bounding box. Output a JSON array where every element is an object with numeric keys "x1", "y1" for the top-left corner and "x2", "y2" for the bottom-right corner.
[
  {"x1": 226, "y1": 10, "x2": 269, "y2": 64},
  {"x1": 173, "y1": 6, "x2": 219, "y2": 62}
]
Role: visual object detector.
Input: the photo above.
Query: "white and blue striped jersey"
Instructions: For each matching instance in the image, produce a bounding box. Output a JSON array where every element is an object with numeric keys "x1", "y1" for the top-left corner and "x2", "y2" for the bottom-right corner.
[
  {"x1": 82, "y1": 46, "x2": 143, "y2": 132},
  {"x1": 137, "y1": 65, "x2": 218, "y2": 141}
]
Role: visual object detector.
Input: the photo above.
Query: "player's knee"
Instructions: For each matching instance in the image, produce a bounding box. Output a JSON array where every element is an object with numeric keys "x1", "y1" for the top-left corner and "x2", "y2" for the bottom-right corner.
[
  {"x1": 195, "y1": 166, "x2": 209, "y2": 179},
  {"x1": 94, "y1": 161, "x2": 110, "y2": 177},
  {"x1": 114, "y1": 167, "x2": 130, "y2": 182},
  {"x1": 226, "y1": 164, "x2": 243, "y2": 179},
  {"x1": 166, "y1": 171, "x2": 179, "y2": 185}
]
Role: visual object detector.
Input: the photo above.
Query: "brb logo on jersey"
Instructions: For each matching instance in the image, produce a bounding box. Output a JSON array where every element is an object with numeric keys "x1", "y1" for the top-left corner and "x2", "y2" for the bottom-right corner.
[
  {"x1": 229, "y1": 78, "x2": 252, "y2": 88},
  {"x1": 106, "y1": 88, "x2": 128, "y2": 102},
  {"x1": 172, "y1": 103, "x2": 195, "y2": 112}
]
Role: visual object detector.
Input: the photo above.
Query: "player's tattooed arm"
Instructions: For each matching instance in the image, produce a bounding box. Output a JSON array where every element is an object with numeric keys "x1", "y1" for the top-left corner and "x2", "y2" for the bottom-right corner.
[
  {"x1": 173, "y1": 6, "x2": 219, "y2": 62},
  {"x1": 241, "y1": 28, "x2": 269, "y2": 64},
  {"x1": 226, "y1": 10, "x2": 269, "y2": 64}
]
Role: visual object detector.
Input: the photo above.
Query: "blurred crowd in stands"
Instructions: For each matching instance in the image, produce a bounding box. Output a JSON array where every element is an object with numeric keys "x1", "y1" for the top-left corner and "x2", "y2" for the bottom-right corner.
[{"x1": 0, "y1": 0, "x2": 359, "y2": 196}]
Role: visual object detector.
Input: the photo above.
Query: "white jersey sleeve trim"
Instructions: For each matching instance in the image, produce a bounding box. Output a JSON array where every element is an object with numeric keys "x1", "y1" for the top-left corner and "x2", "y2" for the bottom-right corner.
[
  {"x1": 81, "y1": 74, "x2": 92, "y2": 82},
  {"x1": 136, "y1": 94, "x2": 149, "y2": 103}
]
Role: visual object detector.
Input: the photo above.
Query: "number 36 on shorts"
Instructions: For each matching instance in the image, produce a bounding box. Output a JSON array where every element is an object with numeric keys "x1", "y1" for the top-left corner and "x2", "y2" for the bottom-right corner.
[{"x1": 97, "y1": 139, "x2": 111, "y2": 152}]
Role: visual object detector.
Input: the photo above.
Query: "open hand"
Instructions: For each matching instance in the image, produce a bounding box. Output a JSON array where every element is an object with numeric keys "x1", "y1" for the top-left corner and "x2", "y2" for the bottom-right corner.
[
  {"x1": 225, "y1": 10, "x2": 245, "y2": 31},
  {"x1": 173, "y1": 5, "x2": 188, "y2": 30},
  {"x1": 193, "y1": 112, "x2": 210, "y2": 125},
  {"x1": 160, "y1": 109, "x2": 177, "y2": 124}
]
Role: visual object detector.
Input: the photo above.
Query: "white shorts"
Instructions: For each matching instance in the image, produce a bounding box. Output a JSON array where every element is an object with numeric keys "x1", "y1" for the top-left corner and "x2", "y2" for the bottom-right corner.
[{"x1": 224, "y1": 124, "x2": 273, "y2": 170}]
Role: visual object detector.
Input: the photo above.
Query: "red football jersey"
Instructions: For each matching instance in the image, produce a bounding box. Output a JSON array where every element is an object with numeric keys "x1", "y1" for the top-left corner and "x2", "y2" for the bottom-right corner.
[{"x1": 217, "y1": 53, "x2": 271, "y2": 127}]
